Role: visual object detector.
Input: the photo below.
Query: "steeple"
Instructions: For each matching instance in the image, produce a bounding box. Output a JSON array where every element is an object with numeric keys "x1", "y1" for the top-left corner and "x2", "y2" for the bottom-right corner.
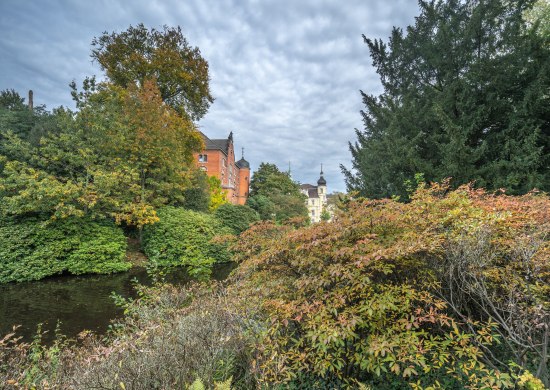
[
  {"x1": 317, "y1": 163, "x2": 326, "y2": 186},
  {"x1": 236, "y1": 145, "x2": 250, "y2": 169}
]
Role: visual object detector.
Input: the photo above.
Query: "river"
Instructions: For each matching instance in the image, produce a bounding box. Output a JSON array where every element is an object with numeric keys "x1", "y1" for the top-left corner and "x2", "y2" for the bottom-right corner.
[{"x1": 0, "y1": 263, "x2": 235, "y2": 344}]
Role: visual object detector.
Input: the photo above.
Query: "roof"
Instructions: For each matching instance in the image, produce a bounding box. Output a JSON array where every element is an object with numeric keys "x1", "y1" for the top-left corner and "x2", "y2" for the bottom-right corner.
[
  {"x1": 317, "y1": 175, "x2": 327, "y2": 186},
  {"x1": 200, "y1": 132, "x2": 231, "y2": 155},
  {"x1": 307, "y1": 188, "x2": 319, "y2": 198},
  {"x1": 236, "y1": 158, "x2": 250, "y2": 169},
  {"x1": 300, "y1": 184, "x2": 320, "y2": 199}
]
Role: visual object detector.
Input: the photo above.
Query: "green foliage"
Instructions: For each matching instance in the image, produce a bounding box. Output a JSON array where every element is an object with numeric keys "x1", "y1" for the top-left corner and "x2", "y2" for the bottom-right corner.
[
  {"x1": 0, "y1": 89, "x2": 57, "y2": 145},
  {"x1": 0, "y1": 215, "x2": 130, "y2": 283},
  {"x1": 1, "y1": 80, "x2": 203, "y2": 228},
  {"x1": 343, "y1": 0, "x2": 550, "y2": 198},
  {"x1": 245, "y1": 194, "x2": 275, "y2": 220},
  {"x1": 91, "y1": 23, "x2": 213, "y2": 121},
  {"x1": 320, "y1": 208, "x2": 331, "y2": 221},
  {"x1": 188, "y1": 377, "x2": 233, "y2": 390},
  {"x1": 524, "y1": 0, "x2": 550, "y2": 39},
  {"x1": 0, "y1": 89, "x2": 25, "y2": 110},
  {"x1": 249, "y1": 162, "x2": 295, "y2": 197},
  {"x1": 182, "y1": 169, "x2": 211, "y2": 212},
  {"x1": 142, "y1": 207, "x2": 232, "y2": 279},
  {"x1": 209, "y1": 176, "x2": 228, "y2": 211},
  {"x1": 247, "y1": 162, "x2": 308, "y2": 223},
  {"x1": 214, "y1": 203, "x2": 259, "y2": 235}
]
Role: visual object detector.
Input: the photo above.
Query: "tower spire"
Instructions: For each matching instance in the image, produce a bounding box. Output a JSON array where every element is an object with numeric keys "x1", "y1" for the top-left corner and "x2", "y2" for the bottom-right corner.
[
  {"x1": 317, "y1": 163, "x2": 326, "y2": 186},
  {"x1": 241, "y1": 147, "x2": 244, "y2": 159}
]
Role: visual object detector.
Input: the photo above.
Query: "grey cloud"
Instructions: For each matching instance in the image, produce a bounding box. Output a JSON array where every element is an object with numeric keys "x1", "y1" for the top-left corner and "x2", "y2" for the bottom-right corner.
[{"x1": 0, "y1": 0, "x2": 420, "y2": 192}]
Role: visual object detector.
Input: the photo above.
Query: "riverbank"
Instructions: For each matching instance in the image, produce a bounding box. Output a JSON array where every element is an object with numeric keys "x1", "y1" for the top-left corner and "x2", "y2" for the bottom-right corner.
[{"x1": 0, "y1": 263, "x2": 235, "y2": 345}]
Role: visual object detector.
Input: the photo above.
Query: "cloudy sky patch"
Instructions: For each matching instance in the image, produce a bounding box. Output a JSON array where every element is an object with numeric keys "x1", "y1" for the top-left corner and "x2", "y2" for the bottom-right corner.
[{"x1": 0, "y1": 0, "x2": 420, "y2": 192}]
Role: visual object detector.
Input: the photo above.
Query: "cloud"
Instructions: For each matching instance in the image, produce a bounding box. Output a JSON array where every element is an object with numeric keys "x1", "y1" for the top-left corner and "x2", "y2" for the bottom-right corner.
[{"x1": 0, "y1": 0, "x2": 420, "y2": 192}]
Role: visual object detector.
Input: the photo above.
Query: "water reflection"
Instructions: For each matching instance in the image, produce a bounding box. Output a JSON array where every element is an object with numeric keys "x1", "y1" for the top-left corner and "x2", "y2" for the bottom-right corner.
[{"x1": 0, "y1": 263, "x2": 235, "y2": 344}]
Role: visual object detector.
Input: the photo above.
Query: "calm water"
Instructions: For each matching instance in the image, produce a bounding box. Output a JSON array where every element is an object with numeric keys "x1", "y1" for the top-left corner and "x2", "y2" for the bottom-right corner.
[{"x1": 0, "y1": 263, "x2": 235, "y2": 344}]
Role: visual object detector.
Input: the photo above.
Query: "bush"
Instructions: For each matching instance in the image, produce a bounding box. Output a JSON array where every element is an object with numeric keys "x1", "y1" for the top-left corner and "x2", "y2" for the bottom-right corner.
[
  {"x1": 142, "y1": 207, "x2": 232, "y2": 276},
  {"x1": 0, "y1": 216, "x2": 130, "y2": 283},
  {"x1": 228, "y1": 183, "x2": 550, "y2": 388},
  {"x1": 214, "y1": 203, "x2": 259, "y2": 235}
]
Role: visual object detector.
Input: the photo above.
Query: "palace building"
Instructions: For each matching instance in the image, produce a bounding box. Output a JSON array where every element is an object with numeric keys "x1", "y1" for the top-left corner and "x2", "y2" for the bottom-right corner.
[
  {"x1": 300, "y1": 168, "x2": 328, "y2": 223},
  {"x1": 194, "y1": 132, "x2": 250, "y2": 205}
]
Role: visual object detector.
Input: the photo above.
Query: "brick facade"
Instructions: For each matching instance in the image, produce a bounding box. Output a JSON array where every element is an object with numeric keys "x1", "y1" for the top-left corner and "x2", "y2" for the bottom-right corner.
[{"x1": 194, "y1": 132, "x2": 250, "y2": 205}]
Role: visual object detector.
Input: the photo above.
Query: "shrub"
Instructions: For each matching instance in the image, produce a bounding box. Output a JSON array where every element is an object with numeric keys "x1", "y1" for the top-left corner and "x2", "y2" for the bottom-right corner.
[
  {"x1": 214, "y1": 203, "x2": 259, "y2": 235},
  {"x1": 228, "y1": 183, "x2": 550, "y2": 388},
  {"x1": 142, "y1": 207, "x2": 232, "y2": 277},
  {"x1": 0, "y1": 216, "x2": 130, "y2": 283}
]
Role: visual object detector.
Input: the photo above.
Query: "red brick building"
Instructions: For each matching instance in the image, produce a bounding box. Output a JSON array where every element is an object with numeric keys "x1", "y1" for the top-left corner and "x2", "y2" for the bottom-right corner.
[{"x1": 194, "y1": 132, "x2": 250, "y2": 205}]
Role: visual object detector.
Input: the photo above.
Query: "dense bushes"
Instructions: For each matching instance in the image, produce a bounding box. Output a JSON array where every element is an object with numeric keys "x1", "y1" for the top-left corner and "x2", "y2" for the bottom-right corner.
[
  {"x1": 228, "y1": 183, "x2": 550, "y2": 388},
  {"x1": 142, "y1": 207, "x2": 232, "y2": 276},
  {"x1": 2, "y1": 184, "x2": 547, "y2": 388},
  {"x1": 214, "y1": 203, "x2": 259, "y2": 235},
  {"x1": 0, "y1": 216, "x2": 130, "y2": 283}
]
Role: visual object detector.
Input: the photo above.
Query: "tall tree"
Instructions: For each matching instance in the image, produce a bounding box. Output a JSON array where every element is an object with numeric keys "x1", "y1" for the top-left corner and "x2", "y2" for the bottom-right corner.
[
  {"x1": 91, "y1": 24, "x2": 213, "y2": 121},
  {"x1": 0, "y1": 89, "x2": 52, "y2": 143},
  {"x1": 0, "y1": 89, "x2": 25, "y2": 110},
  {"x1": 247, "y1": 163, "x2": 308, "y2": 222},
  {"x1": 342, "y1": 0, "x2": 550, "y2": 199},
  {"x1": 0, "y1": 81, "x2": 203, "y2": 229}
]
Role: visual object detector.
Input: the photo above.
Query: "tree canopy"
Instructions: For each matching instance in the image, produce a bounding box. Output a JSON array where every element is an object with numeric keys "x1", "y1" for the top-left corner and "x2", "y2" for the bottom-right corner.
[
  {"x1": 246, "y1": 162, "x2": 308, "y2": 222},
  {"x1": 342, "y1": 0, "x2": 550, "y2": 199},
  {"x1": 91, "y1": 24, "x2": 213, "y2": 121}
]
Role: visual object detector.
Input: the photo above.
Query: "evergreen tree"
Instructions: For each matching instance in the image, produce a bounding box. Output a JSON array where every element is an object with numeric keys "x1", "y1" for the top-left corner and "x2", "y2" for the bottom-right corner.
[
  {"x1": 247, "y1": 163, "x2": 308, "y2": 222},
  {"x1": 342, "y1": 0, "x2": 550, "y2": 199}
]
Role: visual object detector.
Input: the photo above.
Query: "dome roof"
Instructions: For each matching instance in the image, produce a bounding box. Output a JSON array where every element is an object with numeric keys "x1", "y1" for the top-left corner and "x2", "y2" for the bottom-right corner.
[
  {"x1": 236, "y1": 158, "x2": 250, "y2": 169},
  {"x1": 317, "y1": 174, "x2": 326, "y2": 186}
]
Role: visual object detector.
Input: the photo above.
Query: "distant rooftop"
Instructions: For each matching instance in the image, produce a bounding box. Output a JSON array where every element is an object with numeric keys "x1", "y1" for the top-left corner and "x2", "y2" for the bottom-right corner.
[{"x1": 200, "y1": 132, "x2": 230, "y2": 155}]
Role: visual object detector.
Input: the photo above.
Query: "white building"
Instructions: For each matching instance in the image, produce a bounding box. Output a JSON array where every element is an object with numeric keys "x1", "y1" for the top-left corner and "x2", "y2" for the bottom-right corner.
[{"x1": 300, "y1": 169, "x2": 327, "y2": 223}]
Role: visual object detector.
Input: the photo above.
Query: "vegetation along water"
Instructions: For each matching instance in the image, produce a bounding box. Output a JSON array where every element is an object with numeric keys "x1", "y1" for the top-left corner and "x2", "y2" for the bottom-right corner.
[{"x1": 0, "y1": 264, "x2": 235, "y2": 344}]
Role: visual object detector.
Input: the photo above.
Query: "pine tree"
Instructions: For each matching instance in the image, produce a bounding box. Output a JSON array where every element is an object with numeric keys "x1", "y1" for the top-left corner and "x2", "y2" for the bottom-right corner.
[{"x1": 342, "y1": 0, "x2": 550, "y2": 198}]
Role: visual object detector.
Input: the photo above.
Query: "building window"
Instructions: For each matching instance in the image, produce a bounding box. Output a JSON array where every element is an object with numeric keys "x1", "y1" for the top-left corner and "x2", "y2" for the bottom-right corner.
[
  {"x1": 311, "y1": 210, "x2": 315, "y2": 216},
  {"x1": 198, "y1": 154, "x2": 207, "y2": 162}
]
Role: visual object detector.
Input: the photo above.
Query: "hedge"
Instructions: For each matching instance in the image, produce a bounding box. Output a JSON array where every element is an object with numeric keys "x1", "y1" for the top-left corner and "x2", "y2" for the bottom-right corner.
[
  {"x1": 142, "y1": 207, "x2": 232, "y2": 272},
  {"x1": 214, "y1": 203, "x2": 259, "y2": 235},
  {"x1": 0, "y1": 216, "x2": 130, "y2": 283}
]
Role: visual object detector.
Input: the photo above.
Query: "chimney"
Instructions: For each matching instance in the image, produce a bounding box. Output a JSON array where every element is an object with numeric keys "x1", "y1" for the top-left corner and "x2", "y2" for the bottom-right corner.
[{"x1": 28, "y1": 90, "x2": 33, "y2": 111}]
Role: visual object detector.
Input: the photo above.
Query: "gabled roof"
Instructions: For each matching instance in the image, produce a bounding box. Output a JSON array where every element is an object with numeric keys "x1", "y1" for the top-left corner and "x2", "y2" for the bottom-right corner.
[
  {"x1": 300, "y1": 184, "x2": 319, "y2": 199},
  {"x1": 200, "y1": 132, "x2": 232, "y2": 155},
  {"x1": 307, "y1": 188, "x2": 319, "y2": 198}
]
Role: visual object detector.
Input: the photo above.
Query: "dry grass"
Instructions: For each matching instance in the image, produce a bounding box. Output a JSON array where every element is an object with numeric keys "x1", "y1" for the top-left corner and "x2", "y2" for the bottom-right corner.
[{"x1": 1, "y1": 283, "x2": 257, "y2": 389}]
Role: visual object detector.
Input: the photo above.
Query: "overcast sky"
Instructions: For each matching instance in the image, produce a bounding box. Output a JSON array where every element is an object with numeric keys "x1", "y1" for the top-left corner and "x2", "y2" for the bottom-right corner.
[{"x1": 0, "y1": 0, "x2": 420, "y2": 192}]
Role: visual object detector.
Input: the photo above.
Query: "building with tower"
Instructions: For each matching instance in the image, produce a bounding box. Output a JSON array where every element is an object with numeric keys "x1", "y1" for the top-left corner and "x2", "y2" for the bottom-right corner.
[
  {"x1": 194, "y1": 132, "x2": 250, "y2": 205},
  {"x1": 299, "y1": 167, "x2": 328, "y2": 223}
]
